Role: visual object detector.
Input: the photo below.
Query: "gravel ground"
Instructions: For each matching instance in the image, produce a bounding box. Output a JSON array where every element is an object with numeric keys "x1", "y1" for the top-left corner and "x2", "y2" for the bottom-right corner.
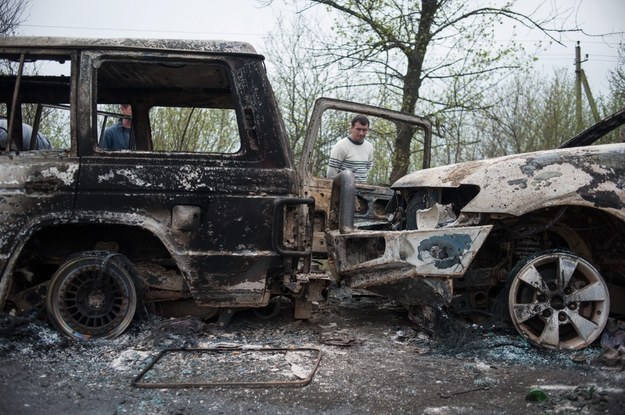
[{"x1": 1, "y1": 286, "x2": 624, "y2": 415}]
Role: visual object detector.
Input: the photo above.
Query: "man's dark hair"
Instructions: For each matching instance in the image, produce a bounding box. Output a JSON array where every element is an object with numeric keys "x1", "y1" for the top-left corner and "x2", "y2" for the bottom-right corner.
[{"x1": 351, "y1": 114, "x2": 370, "y2": 127}]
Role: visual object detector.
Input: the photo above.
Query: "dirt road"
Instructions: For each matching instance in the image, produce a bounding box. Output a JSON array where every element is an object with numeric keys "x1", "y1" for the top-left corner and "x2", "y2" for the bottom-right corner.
[{"x1": 1, "y1": 287, "x2": 624, "y2": 414}]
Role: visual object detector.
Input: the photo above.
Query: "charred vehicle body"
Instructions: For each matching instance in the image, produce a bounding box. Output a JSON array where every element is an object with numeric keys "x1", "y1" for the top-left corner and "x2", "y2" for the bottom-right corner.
[
  {"x1": 0, "y1": 37, "x2": 329, "y2": 339},
  {"x1": 0, "y1": 37, "x2": 431, "y2": 341},
  {"x1": 3, "y1": 37, "x2": 623, "y2": 351},
  {"x1": 326, "y1": 108, "x2": 625, "y2": 350}
]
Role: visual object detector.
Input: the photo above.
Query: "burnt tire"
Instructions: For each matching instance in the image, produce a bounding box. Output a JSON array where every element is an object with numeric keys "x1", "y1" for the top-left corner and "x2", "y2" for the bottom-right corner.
[
  {"x1": 507, "y1": 250, "x2": 609, "y2": 350},
  {"x1": 46, "y1": 251, "x2": 139, "y2": 340}
]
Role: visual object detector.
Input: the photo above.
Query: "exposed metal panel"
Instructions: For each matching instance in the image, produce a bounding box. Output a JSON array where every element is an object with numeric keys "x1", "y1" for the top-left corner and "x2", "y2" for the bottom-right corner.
[
  {"x1": 393, "y1": 143, "x2": 625, "y2": 218},
  {"x1": 329, "y1": 225, "x2": 492, "y2": 278},
  {"x1": 0, "y1": 37, "x2": 258, "y2": 55}
]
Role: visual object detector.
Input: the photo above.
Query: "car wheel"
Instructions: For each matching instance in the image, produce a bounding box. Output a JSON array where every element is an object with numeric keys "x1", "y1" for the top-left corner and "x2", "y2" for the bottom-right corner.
[
  {"x1": 46, "y1": 251, "x2": 138, "y2": 340},
  {"x1": 508, "y1": 251, "x2": 609, "y2": 349}
]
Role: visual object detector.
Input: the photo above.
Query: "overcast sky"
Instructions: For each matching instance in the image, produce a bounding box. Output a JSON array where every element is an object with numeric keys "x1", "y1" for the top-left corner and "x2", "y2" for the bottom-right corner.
[{"x1": 16, "y1": 0, "x2": 625, "y2": 97}]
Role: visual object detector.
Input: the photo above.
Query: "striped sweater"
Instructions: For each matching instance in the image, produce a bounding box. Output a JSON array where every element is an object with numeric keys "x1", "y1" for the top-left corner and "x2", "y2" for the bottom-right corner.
[{"x1": 326, "y1": 137, "x2": 374, "y2": 182}]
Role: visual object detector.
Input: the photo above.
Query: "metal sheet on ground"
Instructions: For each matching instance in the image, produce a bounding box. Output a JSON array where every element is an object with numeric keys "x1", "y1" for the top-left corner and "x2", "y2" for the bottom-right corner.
[{"x1": 132, "y1": 347, "x2": 322, "y2": 388}]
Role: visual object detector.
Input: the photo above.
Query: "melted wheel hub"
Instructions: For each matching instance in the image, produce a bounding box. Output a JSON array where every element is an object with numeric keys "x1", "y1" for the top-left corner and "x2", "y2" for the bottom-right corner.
[
  {"x1": 46, "y1": 252, "x2": 138, "y2": 340},
  {"x1": 508, "y1": 251, "x2": 610, "y2": 350}
]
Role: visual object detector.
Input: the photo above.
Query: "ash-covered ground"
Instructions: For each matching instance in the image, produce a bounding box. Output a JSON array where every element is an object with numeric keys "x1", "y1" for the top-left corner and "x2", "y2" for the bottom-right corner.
[{"x1": 1, "y1": 286, "x2": 624, "y2": 415}]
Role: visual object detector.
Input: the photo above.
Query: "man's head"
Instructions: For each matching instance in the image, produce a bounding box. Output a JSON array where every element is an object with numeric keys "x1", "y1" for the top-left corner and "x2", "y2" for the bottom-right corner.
[
  {"x1": 120, "y1": 104, "x2": 132, "y2": 128},
  {"x1": 349, "y1": 114, "x2": 370, "y2": 144}
]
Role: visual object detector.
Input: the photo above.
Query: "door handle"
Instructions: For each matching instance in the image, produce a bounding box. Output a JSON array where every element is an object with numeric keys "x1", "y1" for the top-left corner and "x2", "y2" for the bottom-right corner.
[{"x1": 24, "y1": 177, "x2": 63, "y2": 192}]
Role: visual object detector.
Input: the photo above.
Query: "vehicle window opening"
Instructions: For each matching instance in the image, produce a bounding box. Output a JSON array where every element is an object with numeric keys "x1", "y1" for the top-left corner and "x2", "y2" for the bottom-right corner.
[
  {"x1": 95, "y1": 59, "x2": 242, "y2": 154},
  {"x1": 0, "y1": 52, "x2": 72, "y2": 151}
]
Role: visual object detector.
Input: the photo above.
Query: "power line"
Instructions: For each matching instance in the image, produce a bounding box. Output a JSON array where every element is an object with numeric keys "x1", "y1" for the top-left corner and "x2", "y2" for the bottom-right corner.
[{"x1": 20, "y1": 24, "x2": 268, "y2": 37}]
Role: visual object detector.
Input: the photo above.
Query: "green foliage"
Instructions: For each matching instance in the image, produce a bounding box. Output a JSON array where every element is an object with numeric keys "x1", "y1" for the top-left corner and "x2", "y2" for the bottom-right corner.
[
  {"x1": 434, "y1": 67, "x2": 614, "y2": 165},
  {"x1": 1, "y1": 102, "x2": 71, "y2": 149},
  {"x1": 27, "y1": 105, "x2": 71, "y2": 148},
  {"x1": 608, "y1": 41, "x2": 625, "y2": 108},
  {"x1": 605, "y1": 40, "x2": 625, "y2": 143},
  {"x1": 368, "y1": 118, "x2": 426, "y2": 184},
  {"x1": 150, "y1": 107, "x2": 239, "y2": 153},
  {"x1": 310, "y1": 111, "x2": 351, "y2": 177}
]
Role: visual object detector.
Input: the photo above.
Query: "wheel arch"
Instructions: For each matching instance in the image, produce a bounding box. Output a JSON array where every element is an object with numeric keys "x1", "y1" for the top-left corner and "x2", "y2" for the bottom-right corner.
[
  {"x1": 453, "y1": 204, "x2": 625, "y2": 324},
  {"x1": 470, "y1": 204, "x2": 625, "y2": 270},
  {"x1": 1, "y1": 220, "x2": 178, "y2": 311}
]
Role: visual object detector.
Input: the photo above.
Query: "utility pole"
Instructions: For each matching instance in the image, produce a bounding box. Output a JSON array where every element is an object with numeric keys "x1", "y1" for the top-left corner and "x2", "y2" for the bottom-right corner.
[
  {"x1": 575, "y1": 42, "x2": 583, "y2": 132},
  {"x1": 575, "y1": 42, "x2": 601, "y2": 132}
]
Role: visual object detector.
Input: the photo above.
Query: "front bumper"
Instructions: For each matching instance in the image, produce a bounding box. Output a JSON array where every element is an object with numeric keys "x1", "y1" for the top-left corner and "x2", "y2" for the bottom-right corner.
[{"x1": 326, "y1": 225, "x2": 493, "y2": 305}]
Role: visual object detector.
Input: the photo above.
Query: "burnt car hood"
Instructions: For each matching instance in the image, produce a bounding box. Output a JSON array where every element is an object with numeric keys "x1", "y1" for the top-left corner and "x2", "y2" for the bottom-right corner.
[
  {"x1": 392, "y1": 142, "x2": 625, "y2": 218},
  {"x1": 392, "y1": 106, "x2": 625, "y2": 218}
]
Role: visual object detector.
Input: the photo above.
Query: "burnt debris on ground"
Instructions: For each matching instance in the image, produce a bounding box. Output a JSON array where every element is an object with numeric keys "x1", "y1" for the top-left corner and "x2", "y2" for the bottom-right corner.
[{"x1": 1, "y1": 286, "x2": 624, "y2": 415}]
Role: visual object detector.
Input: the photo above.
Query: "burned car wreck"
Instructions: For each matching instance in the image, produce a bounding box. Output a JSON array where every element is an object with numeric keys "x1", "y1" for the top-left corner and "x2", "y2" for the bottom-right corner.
[
  {"x1": 0, "y1": 37, "x2": 432, "y2": 341},
  {"x1": 2, "y1": 36, "x2": 624, "y2": 352},
  {"x1": 326, "y1": 108, "x2": 625, "y2": 350},
  {"x1": 0, "y1": 37, "x2": 333, "y2": 340}
]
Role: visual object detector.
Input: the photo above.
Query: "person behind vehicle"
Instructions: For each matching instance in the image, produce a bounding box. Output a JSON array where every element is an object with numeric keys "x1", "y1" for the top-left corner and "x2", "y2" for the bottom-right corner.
[
  {"x1": 0, "y1": 118, "x2": 52, "y2": 150},
  {"x1": 99, "y1": 104, "x2": 134, "y2": 150},
  {"x1": 326, "y1": 114, "x2": 374, "y2": 183}
]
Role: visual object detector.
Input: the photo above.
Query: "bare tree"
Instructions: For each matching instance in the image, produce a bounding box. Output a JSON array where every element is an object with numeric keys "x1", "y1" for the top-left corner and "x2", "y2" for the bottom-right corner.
[
  {"x1": 265, "y1": 13, "x2": 384, "y2": 178},
  {"x1": 265, "y1": 14, "x2": 339, "y2": 163},
  {"x1": 0, "y1": 0, "x2": 30, "y2": 36},
  {"x1": 298, "y1": 0, "x2": 580, "y2": 182},
  {"x1": 476, "y1": 68, "x2": 593, "y2": 159}
]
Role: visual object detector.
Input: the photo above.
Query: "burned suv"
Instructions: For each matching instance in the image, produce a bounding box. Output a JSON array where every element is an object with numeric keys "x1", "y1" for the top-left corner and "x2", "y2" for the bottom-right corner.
[
  {"x1": 0, "y1": 37, "x2": 328, "y2": 340},
  {"x1": 0, "y1": 37, "x2": 432, "y2": 340}
]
